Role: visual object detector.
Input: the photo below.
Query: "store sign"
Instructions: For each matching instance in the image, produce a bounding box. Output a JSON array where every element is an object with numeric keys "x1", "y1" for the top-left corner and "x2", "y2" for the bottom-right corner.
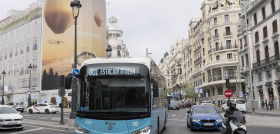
[
  {"x1": 88, "y1": 68, "x2": 137, "y2": 76},
  {"x1": 199, "y1": 88, "x2": 204, "y2": 93},
  {"x1": 195, "y1": 88, "x2": 199, "y2": 94}
]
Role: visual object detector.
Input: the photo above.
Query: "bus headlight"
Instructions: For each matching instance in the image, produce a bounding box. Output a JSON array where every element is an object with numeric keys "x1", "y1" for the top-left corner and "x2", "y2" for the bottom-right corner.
[
  {"x1": 132, "y1": 126, "x2": 151, "y2": 134},
  {"x1": 75, "y1": 125, "x2": 89, "y2": 134}
]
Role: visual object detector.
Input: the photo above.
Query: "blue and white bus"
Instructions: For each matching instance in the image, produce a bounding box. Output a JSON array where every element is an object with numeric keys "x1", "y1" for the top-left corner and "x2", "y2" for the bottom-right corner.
[{"x1": 71, "y1": 57, "x2": 168, "y2": 134}]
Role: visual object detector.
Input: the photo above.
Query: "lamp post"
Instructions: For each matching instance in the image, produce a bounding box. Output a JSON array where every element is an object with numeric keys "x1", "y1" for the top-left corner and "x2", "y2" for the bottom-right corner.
[
  {"x1": 1, "y1": 70, "x2": 6, "y2": 105},
  {"x1": 106, "y1": 47, "x2": 112, "y2": 58},
  {"x1": 70, "y1": 0, "x2": 82, "y2": 119},
  {"x1": 28, "y1": 64, "x2": 33, "y2": 107}
]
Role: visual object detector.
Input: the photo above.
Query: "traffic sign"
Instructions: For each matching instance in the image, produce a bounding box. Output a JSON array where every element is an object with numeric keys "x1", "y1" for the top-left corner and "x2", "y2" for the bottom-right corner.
[
  {"x1": 224, "y1": 89, "x2": 233, "y2": 98},
  {"x1": 58, "y1": 88, "x2": 66, "y2": 97},
  {"x1": 72, "y1": 69, "x2": 79, "y2": 78}
]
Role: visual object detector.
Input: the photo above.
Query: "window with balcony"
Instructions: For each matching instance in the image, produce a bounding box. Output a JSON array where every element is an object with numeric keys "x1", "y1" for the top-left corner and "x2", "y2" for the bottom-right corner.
[
  {"x1": 272, "y1": 20, "x2": 278, "y2": 34},
  {"x1": 254, "y1": 13, "x2": 257, "y2": 25},
  {"x1": 246, "y1": 54, "x2": 249, "y2": 66},
  {"x1": 262, "y1": 7, "x2": 266, "y2": 20},
  {"x1": 275, "y1": 41, "x2": 279, "y2": 60},
  {"x1": 224, "y1": 66, "x2": 237, "y2": 79},
  {"x1": 225, "y1": 14, "x2": 230, "y2": 21},
  {"x1": 227, "y1": 53, "x2": 232, "y2": 59},
  {"x1": 208, "y1": 70, "x2": 212, "y2": 82},
  {"x1": 218, "y1": 87, "x2": 223, "y2": 95},
  {"x1": 263, "y1": 26, "x2": 268, "y2": 39},
  {"x1": 267, "y1": 70, "x2": 272, "y2": 79},
  {"x1": 271, "y1": 0, "x2": 275, "y2": 13},
  {"x1": 216, "y1": 55, "x2": 220, "y2": 61},
  {"x1": 214, "y1": 17, "x2": 217, "y2": 24},
  {"x1": 241, "y1": 56, "x2": 244, "y2": 68},
  {"x1": 0, "y1": 56, "x2": 2, "y2": 61},
  {"x1": 33, "y1": 38, "x2": 38, "y2": 51},
  {"x1": 244, "y1": 36, "x2": 248, "y2": 47},
  {"x1": 215, "y1": 29, "x2": 218, "y2": 38},
  {"x1": 225, "y1": 27, "x2": 231, "y2": 36},
  {"x1": 258, "y1": 72, "x2": 262, "y2": 81},
  {"x1": 117, "y1": 51, "x2": 121, "y2": 57},
  {"x1": 9, "y1": 51, "x2": 12, "y2": 58},
  {"x1": 255, "y1": 31, "x2": 259, "y2": 43},
  {"x1": 26, "y1": 46, "x2": 30, "y2": 53},
  {"x1": 265, "y1": 46, "x2": 269, "y2": 63},
  {"x1": 240, "y1": 39, "x2": 243, "y2": 49},
  {"x1": 256, "y1": 50, "x2": 260, "y2": 64},
  {"x1": 213, "y1": 67, "x2": 222, "y2": 81},
  {"x1": 215, "y1": 42, "x2": 219, "y2": 51},
  {"x1": 226, "y1": 40, "x2": 232, "y2": 49},
  {"x1": 212, "y1": 88, "x2": 215, "y2": 96}
]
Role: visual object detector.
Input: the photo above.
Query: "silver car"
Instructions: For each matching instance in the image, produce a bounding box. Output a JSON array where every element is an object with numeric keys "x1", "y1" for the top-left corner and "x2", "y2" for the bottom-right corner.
[
  {"x1": 7, "y1": 103, "x2": 24, "y2": 113},
  {"x1": 0, "y1": 105, "x2": 24, "y2": 130}
]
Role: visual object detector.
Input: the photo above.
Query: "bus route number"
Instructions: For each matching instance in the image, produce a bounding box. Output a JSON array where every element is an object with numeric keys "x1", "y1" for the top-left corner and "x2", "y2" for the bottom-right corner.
[{"x1": 85, "y1": 121, "x2": 92, "y2": 124}]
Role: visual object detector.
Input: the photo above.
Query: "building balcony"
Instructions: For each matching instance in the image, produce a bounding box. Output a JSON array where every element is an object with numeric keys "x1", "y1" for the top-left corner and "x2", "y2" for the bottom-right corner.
[
  {"x1": 208, "y1": 37, "x2": 212, "y2": 42},
  {"x1": 213, "y1": 45, "x2": 238, "y2": 53},
  {"x1": 194, "y1": 57, "x2": 202, "y2": 65},
  {"x1": 224, "y1": 32, "x2": 232, "y2": 37},
  {"x1": 208, "y1": 50, "x2": 212, "y2": 54},
  {"x1": 205, "y1": 59, "x2": 238, "y2": 70},
  {"x1": 253, "y1": 55, "x2": 280, "y2": 69},
  {"x1": 213, "y1": 34, "x2": 219, "y2": 40}
]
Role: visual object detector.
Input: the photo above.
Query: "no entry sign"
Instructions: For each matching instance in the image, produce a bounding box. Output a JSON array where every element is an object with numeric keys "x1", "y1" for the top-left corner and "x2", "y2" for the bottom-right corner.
[{"x1": 224, "y1": 89, "x2": 233, "y2": 98}]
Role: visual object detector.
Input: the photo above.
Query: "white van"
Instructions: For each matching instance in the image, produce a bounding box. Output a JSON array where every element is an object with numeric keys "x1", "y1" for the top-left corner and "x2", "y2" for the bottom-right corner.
[{"x1": 222, "y1": 99, "x2": 246, "y2": 113}]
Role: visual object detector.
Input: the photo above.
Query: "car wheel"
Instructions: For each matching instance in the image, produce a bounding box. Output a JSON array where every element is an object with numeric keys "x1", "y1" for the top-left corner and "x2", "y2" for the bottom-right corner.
[
  {"x1": 187, "y1": 120, "x2": 190, "y2": 128},
  {"x1": 190, "y1": 121, "x2": 194, "y2": 131},
  {"x1": 45, "y1": 109, "x2": 50, "y2": 114},
  {"x1": 52, "y1": 112, "x2": 56, "y2": 114},
  {"x1": 20, "y1": 110, "x2": 24, "y2": 113},
  {"x1": 29, "y1": 109, "x2": 33, "y2": 114}
]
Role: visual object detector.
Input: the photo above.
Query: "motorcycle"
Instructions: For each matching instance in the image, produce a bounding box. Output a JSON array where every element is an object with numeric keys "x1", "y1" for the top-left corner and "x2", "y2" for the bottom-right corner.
[{"x1": 221, "y1": 111, "x2": 247, "y2": 134}]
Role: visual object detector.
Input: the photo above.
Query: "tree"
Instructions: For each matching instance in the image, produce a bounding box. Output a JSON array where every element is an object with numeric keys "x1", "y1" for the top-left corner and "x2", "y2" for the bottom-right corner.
[
  {"x1": 166, "y1": 88, "x2": 173, "y2": 95},
  {"x1": 50, "y1": 97, "x2": 56, "y2": 105},
  {"x1": 62, "y1": 97, "x2": 68, "y2": 108},
  {"x1": 184, "y1": 84, "x2": 196, "y2": 99}
]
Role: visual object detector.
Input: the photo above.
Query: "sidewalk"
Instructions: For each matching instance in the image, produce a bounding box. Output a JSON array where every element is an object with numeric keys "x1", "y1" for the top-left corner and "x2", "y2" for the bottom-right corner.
[
  {"x1": 24, "y1": 119, "x2": 75, "y2": 131},
  {"x1": 246, "y1": 108, "x2": 280, "y2": 117}
]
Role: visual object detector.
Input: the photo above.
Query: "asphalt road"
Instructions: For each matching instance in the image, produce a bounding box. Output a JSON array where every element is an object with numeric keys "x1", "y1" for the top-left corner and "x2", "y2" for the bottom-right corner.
[
  {"x1": 162, "y1": 108, "x2": 280, "y2": 134},
  {"x1": 21, "y1": 111, "x2": 70, "y2": 123},
  {"x1": 0, "y1": 125, "x2": 73, "y2": 134}
]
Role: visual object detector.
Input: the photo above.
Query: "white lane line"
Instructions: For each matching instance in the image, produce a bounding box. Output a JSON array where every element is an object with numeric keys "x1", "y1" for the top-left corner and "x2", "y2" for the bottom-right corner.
[
  {"x1": 42, "y1": 127, "x2": 74, "y2": 132},
  {"x1": 168, "y1": 119, "x2": 186, "y2": 122},
  {"x1": 11, "y1": 127, "x2": 43, "y2": 134}
]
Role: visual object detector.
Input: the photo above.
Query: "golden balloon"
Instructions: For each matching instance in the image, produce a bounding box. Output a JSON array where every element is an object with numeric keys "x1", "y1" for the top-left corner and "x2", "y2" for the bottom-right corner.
[
  {"x1": 44, "y1": 0, "x2": 74, "y2": 34},
  {"x1": 94, "y1": 12, "x2": 103, "y2": 27}
]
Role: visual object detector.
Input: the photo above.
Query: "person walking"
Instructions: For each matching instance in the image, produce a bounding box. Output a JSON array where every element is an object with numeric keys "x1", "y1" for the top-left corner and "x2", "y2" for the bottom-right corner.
[
  {"x1": 261, "y1": 100, "x2": 265, "y2": 110},
  {"x1": 265, "y1": 99, "x2": 269, "y2": 111},
  {"x1": 274, "y1": 98, "x2": 277, "y2": 110},
  {"x1": 269, "y1": 100, "x2": 273, "y2": 110}
]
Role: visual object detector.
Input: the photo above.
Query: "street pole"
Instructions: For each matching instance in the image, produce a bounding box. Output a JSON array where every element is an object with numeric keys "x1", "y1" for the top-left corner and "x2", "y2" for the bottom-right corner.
[
  {"x1": 243, "y1": 1, "x2": 255, "y2": 116},
  {"x1": 70, "y1": 16, "x2": 78, "y2": 119},
  {"x1": 60, "y1": 94, "x2": 65, "y2": 125},
  {"x1": 28, "y1": 69, "x2": 32, "y2": 107},
  {"x1": 1, "y1": 71, "x2": 5, "y2": 105}
]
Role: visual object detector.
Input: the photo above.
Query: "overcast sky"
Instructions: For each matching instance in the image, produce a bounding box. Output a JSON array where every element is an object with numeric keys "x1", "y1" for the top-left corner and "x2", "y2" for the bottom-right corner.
[{"x1": 0, "y1": 0, "x2": 203, "y2": 64}]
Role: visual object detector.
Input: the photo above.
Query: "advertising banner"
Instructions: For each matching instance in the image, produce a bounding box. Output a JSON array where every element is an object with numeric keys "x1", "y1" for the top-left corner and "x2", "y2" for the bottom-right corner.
[{"x1": 41, "y1": 0, "x2": 106, "y2": 90}]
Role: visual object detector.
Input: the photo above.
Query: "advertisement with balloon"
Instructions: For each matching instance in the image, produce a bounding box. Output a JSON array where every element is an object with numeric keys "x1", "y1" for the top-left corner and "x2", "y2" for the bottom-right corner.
[{"x1": 41, "y1": 0, "x2": 106, "y2": 90}]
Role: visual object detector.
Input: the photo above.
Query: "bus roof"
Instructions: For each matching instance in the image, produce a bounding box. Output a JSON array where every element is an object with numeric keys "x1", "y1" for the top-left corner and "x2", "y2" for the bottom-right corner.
[{"x1": 81, "y1": 57, "x2": 154, "y2": 69}]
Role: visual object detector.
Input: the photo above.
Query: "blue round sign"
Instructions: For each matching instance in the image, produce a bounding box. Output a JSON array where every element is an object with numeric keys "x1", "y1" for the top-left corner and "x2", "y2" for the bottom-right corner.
[{"x1": 72, "y1": 69, "x2": 79, "y2": 78}]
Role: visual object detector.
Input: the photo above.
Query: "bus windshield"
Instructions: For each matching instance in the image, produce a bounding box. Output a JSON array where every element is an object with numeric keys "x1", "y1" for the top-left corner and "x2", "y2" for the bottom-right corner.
[{"x1": 76, "y1": 64, "x2": 151, "y2": 120}]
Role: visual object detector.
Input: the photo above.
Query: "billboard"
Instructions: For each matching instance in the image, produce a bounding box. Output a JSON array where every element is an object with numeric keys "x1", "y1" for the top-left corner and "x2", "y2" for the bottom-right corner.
[{"x1": 41, "y1": 0, "x2": 106, "y2": 90}]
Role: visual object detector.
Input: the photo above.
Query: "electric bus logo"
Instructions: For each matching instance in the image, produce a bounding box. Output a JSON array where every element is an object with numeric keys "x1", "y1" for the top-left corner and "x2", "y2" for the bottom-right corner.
[{"x1": 105, "y1": 121, "x2": 116, "y2": 130}]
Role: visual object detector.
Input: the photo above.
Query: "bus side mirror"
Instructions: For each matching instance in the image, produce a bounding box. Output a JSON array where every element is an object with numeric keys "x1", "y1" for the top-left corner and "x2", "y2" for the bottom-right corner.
[
  {"x1": 153, "y1": 82, "x2": 159, "y2": 97},
  {"x1": 65, "y1": 73, "x2": 73, "y2": 89}
]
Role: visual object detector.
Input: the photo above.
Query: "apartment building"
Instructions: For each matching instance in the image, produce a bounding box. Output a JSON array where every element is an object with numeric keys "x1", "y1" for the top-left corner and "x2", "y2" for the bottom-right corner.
[
  {"x1": 238, "y1": 0, "x2": 280, "y2": 109},
  {"x1": 160, "y1": 0, "x2": 245, "y2": 105},
  {"x1": 106, "y1": 17, "x2": 129, "y2": 58}
]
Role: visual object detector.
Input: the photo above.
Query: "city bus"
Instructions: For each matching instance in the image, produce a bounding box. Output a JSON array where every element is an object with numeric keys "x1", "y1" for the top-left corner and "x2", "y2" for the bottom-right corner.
[{"x1": 67, "y1": 57, "x2": 168, "y2": 134}]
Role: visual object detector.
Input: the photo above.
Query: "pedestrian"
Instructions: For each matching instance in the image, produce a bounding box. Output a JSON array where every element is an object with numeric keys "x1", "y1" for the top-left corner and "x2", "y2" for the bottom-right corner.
[
  {"x1": 274, "y1": 98, "x2": 277, "y2": 109},
  {"x1": 261, "y1": 100, "x2": 265, "y2": 110},
  {"x1": 269, "y1": 100, "x2": 273, "y2": 110},
  {"x1": 265, "y1": 99, "x2": 269, "y2": 111}
]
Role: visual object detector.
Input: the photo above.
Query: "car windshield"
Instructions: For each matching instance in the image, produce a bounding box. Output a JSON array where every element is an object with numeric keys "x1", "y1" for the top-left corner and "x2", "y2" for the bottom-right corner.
[
  {"x1": 236, "y1": 100, "x2": 245, "y2": 104},
  {"x1": 170, "y1": 101, "x2": 178, "y2": 105},
  {"x1": 192, "y1": 106, "x2": 217, "y2": 114},
  {"x1": 0, "y1": 107, "x2": 18, "y2": 114}
]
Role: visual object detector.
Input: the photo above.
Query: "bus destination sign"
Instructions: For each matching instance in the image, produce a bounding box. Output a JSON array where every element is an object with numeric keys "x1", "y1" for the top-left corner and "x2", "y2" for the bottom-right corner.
[{"x1": 88, "y1": 68, "x2": 136, "y2": 76}]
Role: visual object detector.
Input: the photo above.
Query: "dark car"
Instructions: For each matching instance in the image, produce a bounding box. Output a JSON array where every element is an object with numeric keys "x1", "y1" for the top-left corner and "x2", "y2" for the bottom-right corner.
[
  {"x1": 7, "y1": 103, "x2": 24, "y2": 113},
  {"x1": 169, "y1": 100, "x2": 179, "y2": 110},
  {"x1": 184, "y1": 101, "x2": 191, "y2": 107},
  {"x1": 178, "y1": 100, "x2": 185, "y2": 109},
  {"x1": 187, "y1": 105, "x2": 223, "y2": 131}
]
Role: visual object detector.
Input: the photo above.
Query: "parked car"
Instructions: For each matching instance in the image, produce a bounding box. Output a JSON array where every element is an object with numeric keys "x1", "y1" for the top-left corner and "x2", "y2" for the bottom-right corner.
[
  {"x1": 200, "y1": 101, "x2": 212, "y2": 105},
  {"x1": 7, "y1": 103, "x2": 24, "y2": 113},
  {"x1": 0, "y1": 105, "x2": 24, "y2": 130},
  {"x1": 184, "y1": 101, "x2": 191, "y2": 107},
  {"x1": 178, "y1": 100, "x2": 185, "y2": 108},
  {"x1": 222, "y1": 99, "x2": 246, "y2": 113},
  {"x1": 169, "y1": 100, "x2": 179, "y2": 110},
  {"x1": 187, "y1": 105, "x2": 222, "y2": 130},
  {"x1": 27, "y1": 103, "x2": 59, "y2": 114}
]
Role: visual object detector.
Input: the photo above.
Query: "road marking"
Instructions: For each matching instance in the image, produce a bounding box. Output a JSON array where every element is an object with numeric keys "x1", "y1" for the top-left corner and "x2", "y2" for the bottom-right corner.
[
  {"x1": 11, "y1": 127, "x2": 43, "y2": 134},
  {"x1": 168, "y1": 119, "x2": 186, "y2": 122},
  {"x1": 171, "y1": 114, "x2": 176, "y2": 117}
]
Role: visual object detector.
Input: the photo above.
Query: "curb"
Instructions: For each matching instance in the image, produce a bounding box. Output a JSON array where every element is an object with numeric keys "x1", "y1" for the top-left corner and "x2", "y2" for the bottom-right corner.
[
  {"x1": 24, "y1": 120, "x2": 75, "y2": 131},
  {"x1": 247, "y1": 123, "x2": 280, "y2": 128},
  {"x1": 246, "y1": 111, "x2": 280, "y2": 117}
]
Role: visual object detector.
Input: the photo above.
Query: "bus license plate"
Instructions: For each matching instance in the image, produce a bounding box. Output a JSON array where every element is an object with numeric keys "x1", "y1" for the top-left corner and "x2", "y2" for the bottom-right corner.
[{"x1": 203, "y1": 123, "x2": 214, "y2": 126}]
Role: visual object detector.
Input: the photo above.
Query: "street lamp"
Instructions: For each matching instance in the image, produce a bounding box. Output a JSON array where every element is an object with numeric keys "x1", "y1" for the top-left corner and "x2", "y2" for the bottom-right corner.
[
  {"x1": 70, "y1": 0, "x2": 82, "y2": 119},
  {"x1": 106, "y1": 47, "x2": 112, "y2": 58},
  {"x1": 28, "y1": 64, "x2": 33, "y2": 107},
  {"x1": 1, "y1": 70, "x2": 6, "y2": 105}
]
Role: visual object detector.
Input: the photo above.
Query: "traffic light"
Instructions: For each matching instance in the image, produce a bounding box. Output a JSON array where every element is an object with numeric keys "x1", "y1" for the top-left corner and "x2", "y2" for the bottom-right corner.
[{"x1": 226, "y1": 78, "x2": 230, "y2": 89}]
